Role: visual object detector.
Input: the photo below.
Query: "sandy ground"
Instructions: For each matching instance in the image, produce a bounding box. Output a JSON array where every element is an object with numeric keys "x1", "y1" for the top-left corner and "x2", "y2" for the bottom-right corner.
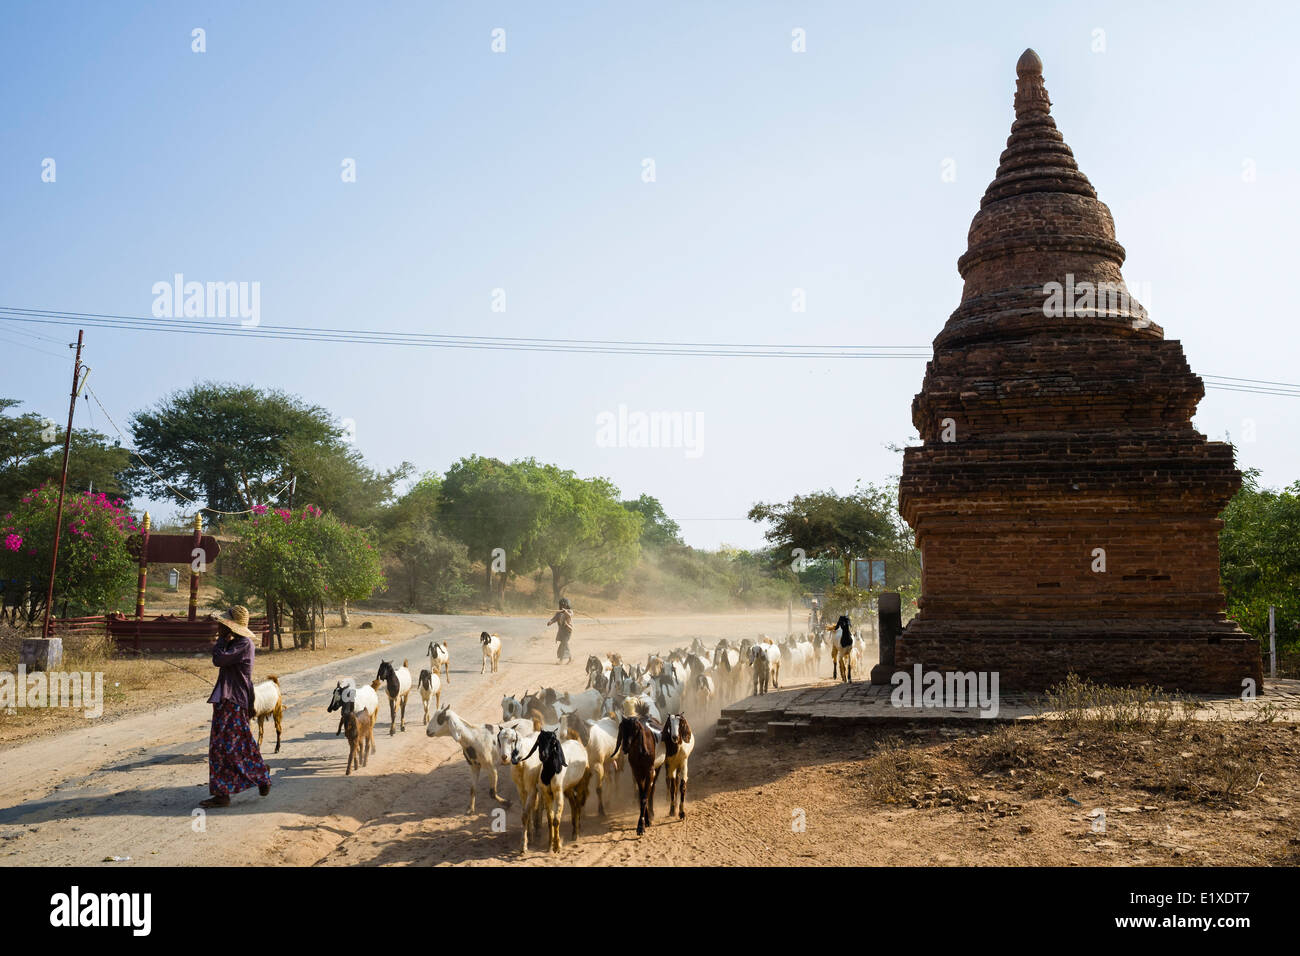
[
  {"x1": 0, "y1": 612, "x2": 798, "y2": 866},
  {"x1": 3, "y1": 610, "x2": 1295, "y2": 867}
]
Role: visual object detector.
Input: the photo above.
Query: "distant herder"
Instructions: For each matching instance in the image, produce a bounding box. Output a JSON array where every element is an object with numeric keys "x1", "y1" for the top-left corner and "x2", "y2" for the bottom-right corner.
[{"x1": 547, "y1": 597, "x2": 574, "y2": 664}]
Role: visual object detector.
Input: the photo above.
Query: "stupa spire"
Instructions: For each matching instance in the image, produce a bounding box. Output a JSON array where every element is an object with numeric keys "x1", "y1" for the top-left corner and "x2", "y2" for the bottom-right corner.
[{"x1": 1013, "y1": 48, "x2": 1050, "y2": 116}]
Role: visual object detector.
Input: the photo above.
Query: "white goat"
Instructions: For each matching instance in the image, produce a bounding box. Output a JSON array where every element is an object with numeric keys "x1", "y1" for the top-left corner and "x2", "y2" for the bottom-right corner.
[
  {"x1": 497, "y1": 726, "x2": 545, "y2": 853},
  {"x1": 480, "y1": 632, "x2": 502, "y2": 673},
  {"x1": 575, "y1": 715, "x2": 622, "y2": 816},
  {"x1": 426, "y1": 705, "x2": 514, "y2": 813},
  {"x1": 250, "y1": 675, "x2": 283, "y2": 753},
  {"x1": 558, "y1": 688, "x2": 604, "y2": 722},
  {"x1": 501, "y1": 694, "x2": 525, "y2": 722}
]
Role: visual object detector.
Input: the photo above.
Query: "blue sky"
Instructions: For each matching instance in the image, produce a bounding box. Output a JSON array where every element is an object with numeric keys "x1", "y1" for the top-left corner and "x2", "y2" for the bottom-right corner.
[{"x1": 2, "y1": 1, "x2": 1297, "y2": 548}]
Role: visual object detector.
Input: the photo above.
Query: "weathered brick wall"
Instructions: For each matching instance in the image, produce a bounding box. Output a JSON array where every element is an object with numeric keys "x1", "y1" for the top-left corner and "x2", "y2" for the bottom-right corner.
[{"x1": 895, "y1": 50, "x2": 1262, "y2": 694}]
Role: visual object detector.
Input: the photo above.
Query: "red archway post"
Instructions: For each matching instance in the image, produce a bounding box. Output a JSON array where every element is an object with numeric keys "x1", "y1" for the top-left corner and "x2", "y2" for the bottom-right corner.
[
  {"x1": 135, "y1": 511, "x2": 151, "y2": 620},
  {"x1": 188, "y1": 512, "x2": 202, "y2": 622}
]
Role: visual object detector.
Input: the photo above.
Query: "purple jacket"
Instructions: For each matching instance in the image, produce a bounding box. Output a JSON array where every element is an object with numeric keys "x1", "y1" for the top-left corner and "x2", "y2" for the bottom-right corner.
[{"x1": 208, "y1": 634, "x2": 255, "y2": 716}]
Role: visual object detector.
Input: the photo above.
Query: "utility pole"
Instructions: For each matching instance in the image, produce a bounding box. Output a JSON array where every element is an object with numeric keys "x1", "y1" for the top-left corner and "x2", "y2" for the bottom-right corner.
[{"x1": 42, "y1": 329, "x2": 84, "y2": 639}]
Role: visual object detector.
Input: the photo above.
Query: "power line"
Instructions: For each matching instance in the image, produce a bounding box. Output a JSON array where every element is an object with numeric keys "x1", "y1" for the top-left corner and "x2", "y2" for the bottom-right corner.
[
  {"x1": 0, "y1": 319, "x2": 67, "y2": 347},
  {"x1": 2, "y1": 305, "x2": 1296, "y2": 395},
  {"x1": 0, "y1": 333, "x2": 61, "y2": 359},
  {"x1": 0, "y1": 307, "x2": 929, "y2": 358}
]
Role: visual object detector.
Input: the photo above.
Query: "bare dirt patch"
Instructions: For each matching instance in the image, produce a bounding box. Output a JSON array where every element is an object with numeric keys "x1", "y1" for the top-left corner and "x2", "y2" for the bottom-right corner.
[{"x1": 324, "y1": 713, "x2": 1300, "y2": 867}]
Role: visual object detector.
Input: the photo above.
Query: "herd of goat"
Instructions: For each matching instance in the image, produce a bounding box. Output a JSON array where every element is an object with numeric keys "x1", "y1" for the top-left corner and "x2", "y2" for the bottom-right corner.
[{"x1": 247, "y1": 617, "x2": 869, "y2": 854}]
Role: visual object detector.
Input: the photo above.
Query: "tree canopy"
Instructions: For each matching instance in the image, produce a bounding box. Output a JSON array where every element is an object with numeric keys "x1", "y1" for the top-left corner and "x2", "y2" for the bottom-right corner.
[
  {"x1": 623, "y1": 493, "x2": 682, "y2": 548},
  {"x1": 1220, "y1": 470, "x2": 1300, "y2": 656},
  {"x1": 519, "y1": 464, "x2": 643, "y2": 602},
  {"x1": 748, "y1": 483, "x2": 902, "y2": 586},
  {"x1": 1, "y1": 398, "x2": 132, "y2": 513},
  {"x1": 129, "y1": 383, "x2": 345, "y2": 516}
]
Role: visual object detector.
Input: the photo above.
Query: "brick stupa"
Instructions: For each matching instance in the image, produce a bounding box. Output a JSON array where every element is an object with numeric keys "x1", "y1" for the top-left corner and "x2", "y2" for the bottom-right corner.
[{"x1": 896, "y1": 49, "x2": 1262, "y2": 693}]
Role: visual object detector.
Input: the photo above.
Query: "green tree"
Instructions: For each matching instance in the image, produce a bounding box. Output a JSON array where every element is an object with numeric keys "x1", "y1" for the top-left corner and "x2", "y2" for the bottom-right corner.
[
  {"x1": 623, "y1": 493, "x2": 682, "y2": 548},
  {"x1": 1220, "y1": 470, "x2": 1300, "y2": 658},
  {"x1": 438, "y1": 455, "x2": 550, "y2": 598},
  {"x1": 1, "y1": 399, "x2": 132, "y2": 513},
  {"x1": 128, "y1": 383, "x2": 341, "y2": 516},
  {"x1": 748, "y1": 483, "x2": 899, "y2": 587},
  {"x1": 379, "y1": 473, "x2": 471, "y2": 612},
  {"x1": 282, "y1": 436, "x2": 410, "y2": 528},
  {"x1": 521, "y1": 465, "x2": 643, "y2": 603},
  {"x1": 225, "y1": 505, "x2": 385, "y2": 647},
  {"x1": 385, "y1": 515, "x2": 472, "y2": 612},
  {"x1": 0, "y1": 483, "x2": 138, "y2": 623}
]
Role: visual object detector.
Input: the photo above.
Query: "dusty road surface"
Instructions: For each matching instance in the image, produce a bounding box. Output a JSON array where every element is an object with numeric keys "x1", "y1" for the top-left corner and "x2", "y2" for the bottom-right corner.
[{"x1": 0, "y1": 612, "x2": 803, "y2": 866}]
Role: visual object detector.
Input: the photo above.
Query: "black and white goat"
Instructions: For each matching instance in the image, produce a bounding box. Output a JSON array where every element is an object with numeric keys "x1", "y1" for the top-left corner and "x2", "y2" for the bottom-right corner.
[
  {"x1": 480, "y1": 632, "x2": 502, "y2": 673},
  {"x1": 417, "y1": 666, "x2": 442, "y2": 724},
  {"x1": 661, "y1": 713, "x2": 695, "y2": 820},
  {"x1": 376, "y1": 659, "x2": 413, "y2": 734},
  {"x1": 427, "y1": 640, "x2": 451, "y2": 684},
  {"x1": 512, "y1": 728, "x2": 589, "y2": 853}
]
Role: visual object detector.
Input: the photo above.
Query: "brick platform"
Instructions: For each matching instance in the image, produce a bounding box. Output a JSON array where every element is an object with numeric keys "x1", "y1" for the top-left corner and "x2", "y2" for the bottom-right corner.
[{"x1": 718, "y1": 678, "x2": 1300, "y2": 742}]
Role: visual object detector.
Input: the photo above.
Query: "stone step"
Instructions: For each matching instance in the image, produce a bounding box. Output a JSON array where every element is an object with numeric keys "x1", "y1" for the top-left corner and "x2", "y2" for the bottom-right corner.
[{"x1": 767, "y1": 720, "x2": 812, "y2": 740}]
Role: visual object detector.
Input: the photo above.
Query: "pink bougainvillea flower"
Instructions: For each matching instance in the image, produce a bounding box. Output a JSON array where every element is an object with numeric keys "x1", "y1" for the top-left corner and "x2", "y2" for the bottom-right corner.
[{"x1": 3, "y1": 533, "x2": 21, "y2": 552}]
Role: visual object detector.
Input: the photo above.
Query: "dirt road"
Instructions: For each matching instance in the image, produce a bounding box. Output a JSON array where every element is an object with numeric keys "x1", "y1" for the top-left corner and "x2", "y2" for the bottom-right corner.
[{"x1": 0, "y1": 612, "x2": 796, "y2": 866}]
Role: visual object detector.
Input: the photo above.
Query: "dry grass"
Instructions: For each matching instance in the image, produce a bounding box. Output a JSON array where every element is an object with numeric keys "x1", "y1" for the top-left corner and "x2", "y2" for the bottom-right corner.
[
  {"x1": 851, "y1": 735, "x2": 940, "y2": 804},
  {"x1": 1038, "y1": 671, "x2": 1199, "y2": 735}
]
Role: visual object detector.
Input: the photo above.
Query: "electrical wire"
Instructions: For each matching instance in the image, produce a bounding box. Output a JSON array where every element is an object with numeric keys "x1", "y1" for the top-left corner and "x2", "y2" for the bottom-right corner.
[{"x1": 2, "y1": 306, "x2": 1294, "y2": 397}]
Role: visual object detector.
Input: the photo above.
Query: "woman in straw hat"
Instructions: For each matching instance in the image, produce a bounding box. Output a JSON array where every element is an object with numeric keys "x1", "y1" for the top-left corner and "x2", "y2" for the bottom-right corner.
[{"x1": 200, "y1": 605, "x2": 272, "y2": 808}]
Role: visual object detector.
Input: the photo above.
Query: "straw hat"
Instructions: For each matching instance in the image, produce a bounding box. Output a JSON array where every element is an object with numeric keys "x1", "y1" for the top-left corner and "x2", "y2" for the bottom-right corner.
[{"x1": 215, "y1": 605, "x2": 256, "y2": 640}]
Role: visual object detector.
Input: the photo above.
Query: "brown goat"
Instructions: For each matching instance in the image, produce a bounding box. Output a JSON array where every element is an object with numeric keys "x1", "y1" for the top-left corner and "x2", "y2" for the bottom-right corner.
[
  {"x1": 343, "y1": 700, "x2": 375, "y2": 775},
  {"x1": 613, "y1": 716, "x2": 663, "y2": 835},
  {"x1": 566, "y1": 768, "x2": 592, "y2": 840}
]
